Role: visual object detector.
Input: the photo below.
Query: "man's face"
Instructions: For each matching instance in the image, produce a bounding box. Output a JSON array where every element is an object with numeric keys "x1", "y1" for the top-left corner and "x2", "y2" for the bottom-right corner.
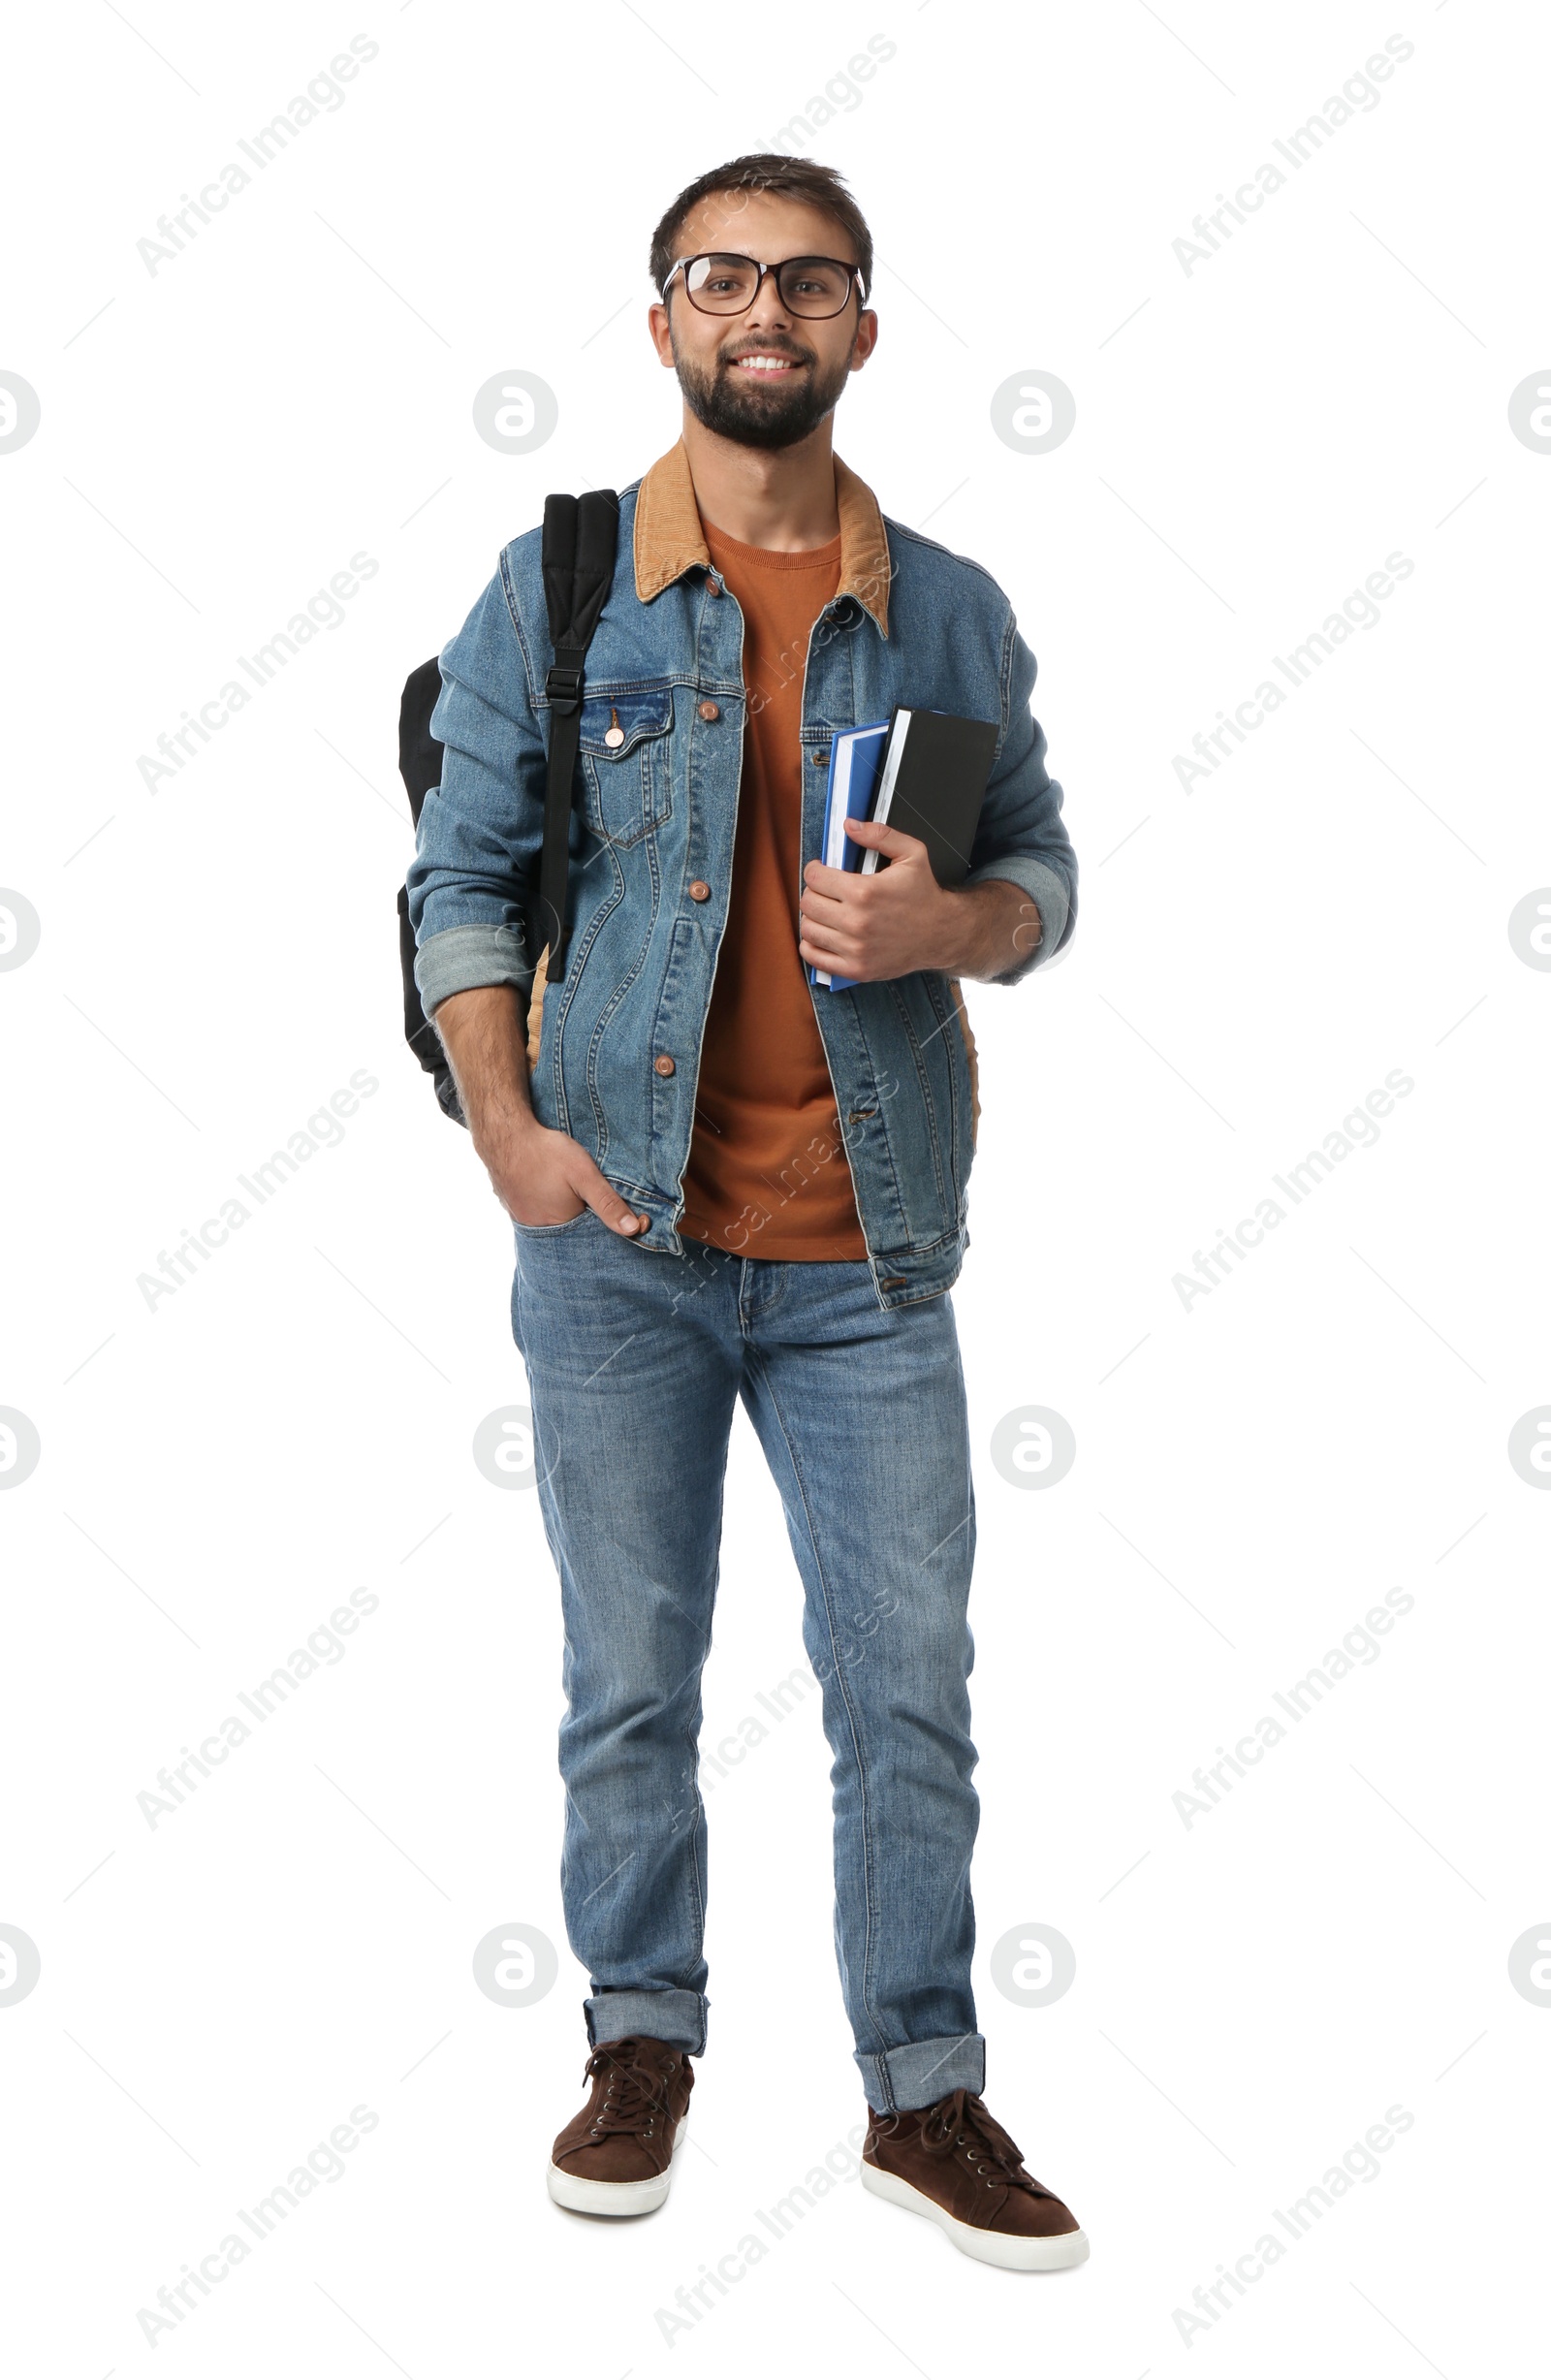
[{"x1": 649, "y1": 192, "x2": 877, "y2": 451}]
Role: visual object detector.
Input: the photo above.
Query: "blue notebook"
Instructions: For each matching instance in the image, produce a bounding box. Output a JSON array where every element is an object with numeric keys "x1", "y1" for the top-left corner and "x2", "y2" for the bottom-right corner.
[{"x1": 808, "y1": 718, "x2": 890, "y2": 992}]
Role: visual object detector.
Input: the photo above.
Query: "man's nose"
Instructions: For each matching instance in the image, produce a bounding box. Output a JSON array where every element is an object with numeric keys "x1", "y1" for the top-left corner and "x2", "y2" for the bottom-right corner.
[{"x1": 745, "y1": 274, "x2": 798, "y2": 331}]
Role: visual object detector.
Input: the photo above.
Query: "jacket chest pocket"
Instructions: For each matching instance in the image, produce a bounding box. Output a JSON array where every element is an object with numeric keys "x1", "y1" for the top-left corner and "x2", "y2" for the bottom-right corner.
[{"x1": 577, "y1": 688, "x2": 674, "y2": 851}]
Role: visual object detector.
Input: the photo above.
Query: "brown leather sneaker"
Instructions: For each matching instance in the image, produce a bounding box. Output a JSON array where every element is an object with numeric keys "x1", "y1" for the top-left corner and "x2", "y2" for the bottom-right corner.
[
  {"x1": 547, "y1": 2035, "x2": 694, "y2": 2217},
  {"x1": 862, "y1": 2087, "x2": 1089, "y2": 2270}
]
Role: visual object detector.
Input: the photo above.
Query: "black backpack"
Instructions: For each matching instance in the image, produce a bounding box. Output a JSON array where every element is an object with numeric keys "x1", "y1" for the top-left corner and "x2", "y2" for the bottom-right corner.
[{"x1": 396, "y1": 489, "x2": 620, "y2": 1127}]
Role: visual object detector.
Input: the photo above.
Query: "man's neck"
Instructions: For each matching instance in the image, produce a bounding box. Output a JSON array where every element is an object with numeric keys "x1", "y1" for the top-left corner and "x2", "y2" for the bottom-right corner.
[{"x1": 679, "y1": 410, "x2": 840, "y2": 552}]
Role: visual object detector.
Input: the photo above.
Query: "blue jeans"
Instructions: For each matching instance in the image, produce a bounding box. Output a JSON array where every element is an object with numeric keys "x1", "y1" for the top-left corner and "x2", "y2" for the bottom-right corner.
[{"x1": 510, "y1": 1207, "x2": 985, "y2": 2113}]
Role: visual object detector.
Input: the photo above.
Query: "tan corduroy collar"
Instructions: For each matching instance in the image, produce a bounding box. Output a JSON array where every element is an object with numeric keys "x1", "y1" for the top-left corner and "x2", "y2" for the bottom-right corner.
[{"x1": 632, "y1": 437, "x2": 891, "y2": 636}]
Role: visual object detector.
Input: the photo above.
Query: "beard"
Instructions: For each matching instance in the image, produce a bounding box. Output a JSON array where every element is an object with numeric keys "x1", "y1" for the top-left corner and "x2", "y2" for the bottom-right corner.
[{"x1": 671, "y1": 330, "x2": 856, "y2": 451}]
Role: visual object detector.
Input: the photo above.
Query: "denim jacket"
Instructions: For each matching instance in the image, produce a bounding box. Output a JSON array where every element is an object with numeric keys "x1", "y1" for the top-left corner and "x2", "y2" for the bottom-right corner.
[{"x1": 407, "y1": 441, "x2": 1076, "y2": 1308}]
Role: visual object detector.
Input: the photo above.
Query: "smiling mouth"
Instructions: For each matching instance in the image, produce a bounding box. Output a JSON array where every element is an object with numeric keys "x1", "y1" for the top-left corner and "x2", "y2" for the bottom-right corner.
[{"x1": 724, "y1": 351, "x2": 807, "y2": 376}]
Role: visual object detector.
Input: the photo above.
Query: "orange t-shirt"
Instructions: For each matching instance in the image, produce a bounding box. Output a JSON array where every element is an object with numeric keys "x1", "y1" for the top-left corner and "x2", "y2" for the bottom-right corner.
[{"x1": 678, "y1": 520, "x2": 869, "y2": 1261}]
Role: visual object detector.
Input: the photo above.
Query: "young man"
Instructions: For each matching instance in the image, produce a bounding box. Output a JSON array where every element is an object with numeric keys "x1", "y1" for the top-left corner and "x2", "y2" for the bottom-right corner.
[{"x1": 406, "y1": 156, "x2": 1084, "y2": 2271}]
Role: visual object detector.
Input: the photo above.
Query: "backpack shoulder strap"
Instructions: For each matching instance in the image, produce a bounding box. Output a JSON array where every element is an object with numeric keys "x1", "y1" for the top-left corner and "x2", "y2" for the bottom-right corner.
[{"x1": 538, "y1": 489, "x2": 619, "y2": 973}]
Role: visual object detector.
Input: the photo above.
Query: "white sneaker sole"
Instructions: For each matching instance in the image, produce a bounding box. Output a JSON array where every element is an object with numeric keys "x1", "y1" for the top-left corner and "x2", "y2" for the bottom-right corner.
[
  {"x1": 547, "y1": 2116, "x2": 687, "y2": 2217},
  {"x1": 861, "y1": 2159, "x2": 1090, "y2": 2270}
]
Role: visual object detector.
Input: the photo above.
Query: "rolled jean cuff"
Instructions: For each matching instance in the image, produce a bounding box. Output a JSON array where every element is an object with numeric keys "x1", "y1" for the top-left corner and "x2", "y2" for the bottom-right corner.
[
  {"x1": 584, "y1": 1987, "x2": 708, "y2": 2057},
  {"x1": 855, "y1": 2031, "x2": 986, "y2": 2113}
]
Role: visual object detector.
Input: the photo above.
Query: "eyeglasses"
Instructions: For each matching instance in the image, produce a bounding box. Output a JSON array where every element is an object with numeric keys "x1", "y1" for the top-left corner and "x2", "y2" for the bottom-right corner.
[{"x1": 661, "y1": 252, "x2": 865, "y2": 320}]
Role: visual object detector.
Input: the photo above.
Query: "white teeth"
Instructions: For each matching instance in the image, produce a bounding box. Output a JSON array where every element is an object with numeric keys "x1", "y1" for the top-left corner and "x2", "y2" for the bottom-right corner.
[{"x1": 736, "y1": 357, "x2": 793, "y2": 370}]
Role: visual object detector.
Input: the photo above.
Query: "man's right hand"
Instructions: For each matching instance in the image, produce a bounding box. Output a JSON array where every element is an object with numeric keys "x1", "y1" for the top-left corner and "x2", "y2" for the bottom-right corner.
[
  {"x1": 427, "y1": 983, "x2": 648, "y2": 1238},
  {"x1": 483, "y1": 1116, "x2": 649, "y2": 1236}
]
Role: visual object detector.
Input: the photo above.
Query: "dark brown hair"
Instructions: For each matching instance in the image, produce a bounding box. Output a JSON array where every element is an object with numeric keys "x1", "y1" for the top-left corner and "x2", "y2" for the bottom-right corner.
[{"x1": 649, "y1": 154, "x2": 872, "y2": 301}]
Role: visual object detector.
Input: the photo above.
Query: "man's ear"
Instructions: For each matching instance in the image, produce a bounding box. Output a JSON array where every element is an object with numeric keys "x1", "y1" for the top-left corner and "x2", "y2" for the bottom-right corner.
[{"x1": 648, "y1": 301, "x2": 676, "y2": 367}]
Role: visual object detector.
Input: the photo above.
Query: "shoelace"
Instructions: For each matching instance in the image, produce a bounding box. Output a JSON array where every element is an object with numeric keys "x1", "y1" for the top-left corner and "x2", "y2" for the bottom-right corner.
[
  {"x1": 583, "y1": 2039, "x2": 673, "y2": 2140},
  {"x1": 915, "y1": 2088, "x2": 1054, "y2": 2197}
]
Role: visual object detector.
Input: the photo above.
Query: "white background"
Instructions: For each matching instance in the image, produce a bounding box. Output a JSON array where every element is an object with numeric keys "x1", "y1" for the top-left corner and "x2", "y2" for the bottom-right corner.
[{"x1": 3, "y1": 1, "x2": 1546, "y2": 2371}]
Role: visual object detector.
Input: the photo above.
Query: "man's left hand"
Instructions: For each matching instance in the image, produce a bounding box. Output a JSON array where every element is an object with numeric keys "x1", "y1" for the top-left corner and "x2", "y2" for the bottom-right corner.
[{"x1": 798, "y1": 816, "x2": 1039, "y2": 984}]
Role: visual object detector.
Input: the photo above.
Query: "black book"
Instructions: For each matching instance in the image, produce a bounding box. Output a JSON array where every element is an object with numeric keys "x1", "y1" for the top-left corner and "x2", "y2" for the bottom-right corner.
[{"x1": 858, "y1": 708, "x2": 999, "y2": 888}]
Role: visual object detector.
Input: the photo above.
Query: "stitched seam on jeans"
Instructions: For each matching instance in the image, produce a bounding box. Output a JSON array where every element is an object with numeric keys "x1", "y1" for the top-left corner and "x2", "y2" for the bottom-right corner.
[
  {"x1": 744, "y1": 1346, "x2": 885, "y2": 2058},
  {"x1": 740, "y1": 1258, "x2": 786, "y2": 1328},
  {"x1": 681, "y1": 1722, "x2": 708, "y2": 1976}
]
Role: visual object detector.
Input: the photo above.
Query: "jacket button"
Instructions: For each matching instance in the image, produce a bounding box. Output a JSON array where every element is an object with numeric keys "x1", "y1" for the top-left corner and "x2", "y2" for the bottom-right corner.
[
  {"x1": 810, "y1": 747, "x2": 829, "y2": 767},
  {"x1": 707, "y1": 578, "x2": 723, "y2": 597},
  {"x1": 653, "y1": 1054, "x2": 676, "y2": 1076},
  {"x1": 688, "y1": 879, "x2": 711, "y2": 902},
  {"x1": 697, "y1": 699, "x2": 720, "y2": 722}
]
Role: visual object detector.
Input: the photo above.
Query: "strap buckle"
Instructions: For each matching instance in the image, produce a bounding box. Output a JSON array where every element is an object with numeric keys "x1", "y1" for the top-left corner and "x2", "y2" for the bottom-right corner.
[{"x1": 546, "y1": 662, "x2": 584, "y2": 713}]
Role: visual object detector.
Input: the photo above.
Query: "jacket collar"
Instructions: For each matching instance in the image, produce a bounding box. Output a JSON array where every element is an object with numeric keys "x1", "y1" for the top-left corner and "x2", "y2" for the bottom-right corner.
[{"x1": 633, "y1": 437, "x2": 890, "y2": 637}]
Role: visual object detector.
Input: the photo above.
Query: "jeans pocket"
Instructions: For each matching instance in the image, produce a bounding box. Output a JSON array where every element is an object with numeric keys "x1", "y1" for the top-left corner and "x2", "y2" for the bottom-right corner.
[{"x1": 514, "y1": 1206, "x2": 596, "y2": 1239}]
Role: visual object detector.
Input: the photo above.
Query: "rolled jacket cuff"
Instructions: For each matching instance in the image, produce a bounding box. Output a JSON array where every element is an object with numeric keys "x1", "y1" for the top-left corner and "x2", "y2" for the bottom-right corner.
[
  {"x1": 961, "y1": 855, "x2": 1071, "y2": 984},
  {"x1": 855, "y1": 2030, "x2": 986, "y2": 2113},
  {"x1": 413, "y1": 921, "x2": 533, "y2": 1017}
]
